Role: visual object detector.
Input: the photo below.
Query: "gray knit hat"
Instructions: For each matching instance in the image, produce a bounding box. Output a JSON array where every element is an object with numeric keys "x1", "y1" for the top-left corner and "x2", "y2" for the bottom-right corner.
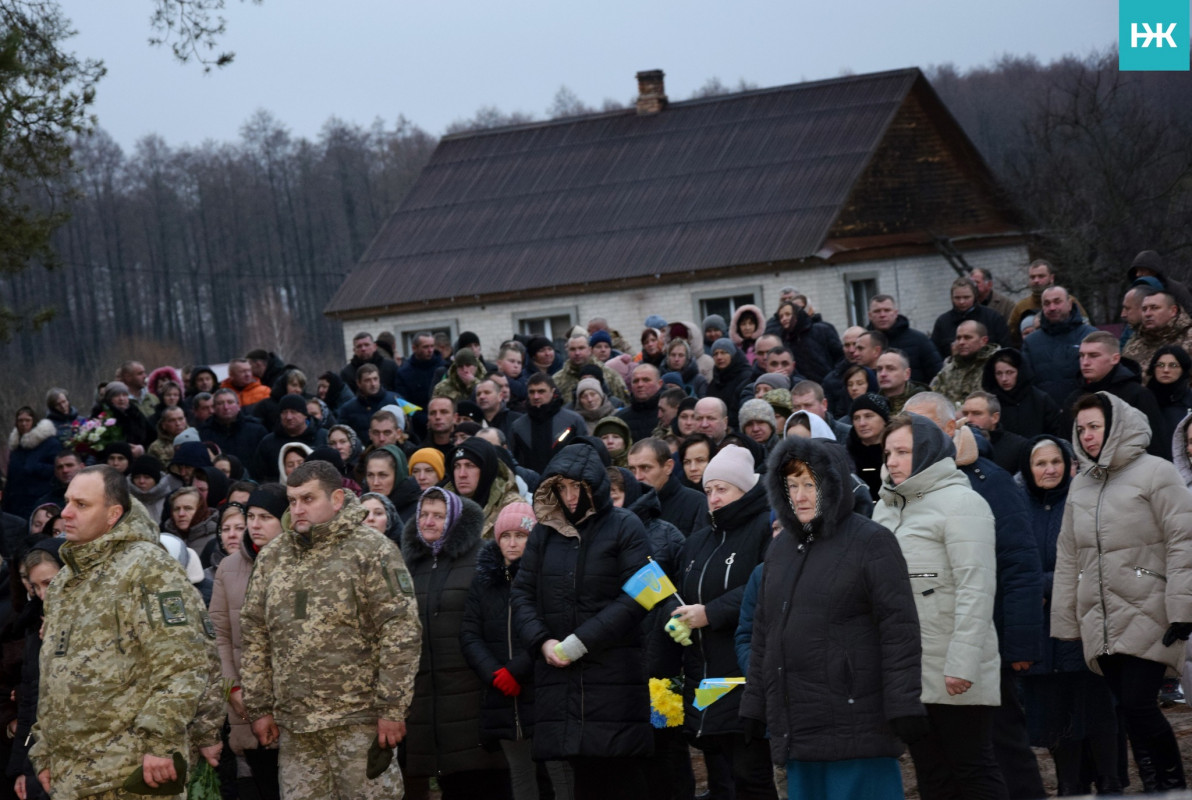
[
  {"x1": 738, "y1": 399, "x2": 777, "y2": 433},
  {"x1": 711, "y1": 337, "x2": 737, "y2": 355}
]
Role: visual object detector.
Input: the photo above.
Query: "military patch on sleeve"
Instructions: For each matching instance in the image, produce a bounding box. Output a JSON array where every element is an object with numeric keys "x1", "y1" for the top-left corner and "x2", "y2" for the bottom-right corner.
[
  {"x1": 53, "y1": 627, "x2": 70, "y2": 656},
  {"x1": 200, "y1": 610, "x2": 216, "y2": 639},
  {"x1": 395, "y1": 569, "x2": 414, "y2": 596},
  {"x1": 157, "y1": 591, "x2": 188, "y2": 626}
]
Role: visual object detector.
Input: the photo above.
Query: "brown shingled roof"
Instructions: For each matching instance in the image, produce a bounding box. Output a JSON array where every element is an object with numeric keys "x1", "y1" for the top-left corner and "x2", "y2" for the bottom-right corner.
[{"x1": 326, "y1": 67, "x2": 1020, "y2": 317}]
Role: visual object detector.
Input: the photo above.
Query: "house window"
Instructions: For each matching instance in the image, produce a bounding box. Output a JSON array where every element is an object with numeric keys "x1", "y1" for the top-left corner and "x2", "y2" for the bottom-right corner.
[
  {"x1": 514, "y1": 307, "x2": 578, "y2": 344},
  {"x1": 847, "y1": 276, "x2": 879, "y2": 327},
  {"x1": 693, "y1": 287, "x2": 763, "y2": 325},
  {"x1": 399, "y1": 323, "x2": 456, "y2": 357}
]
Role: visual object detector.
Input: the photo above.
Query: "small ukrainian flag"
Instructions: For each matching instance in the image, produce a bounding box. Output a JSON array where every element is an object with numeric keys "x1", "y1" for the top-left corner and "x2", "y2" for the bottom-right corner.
[
  {"x1": 694, "y1": 677, "x2": 746, "y2": 710},
  {"x1": 622, "y1": 560, "x2": 677, "y2": 610}
]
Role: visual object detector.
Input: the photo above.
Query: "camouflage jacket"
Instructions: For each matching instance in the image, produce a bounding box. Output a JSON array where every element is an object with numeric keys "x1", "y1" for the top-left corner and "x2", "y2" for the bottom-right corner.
[
  {"x1": 553, "y1": 358, "x2": 629, "y2": 403},
  {"x1": 30, "y1": 501, "x2": 218, "y2": 800},
  {"x1": 239, "y1": 491, "x2": 421, "y2": 734},
  {"x1": 445, "y1": 460, "x2": 523, "y2": 540},
  {"x1": 930, "y1": 344, "x2": 998, "y2": 405},
  {"x1": 1122, "y1": 310, "x2": 1192, "y2": 381}
]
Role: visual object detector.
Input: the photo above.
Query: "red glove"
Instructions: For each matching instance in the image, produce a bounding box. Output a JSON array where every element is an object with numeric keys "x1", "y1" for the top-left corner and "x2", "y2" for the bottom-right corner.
[{"x1": 492, "y1": 667, "x2": 521, "y2": 697}]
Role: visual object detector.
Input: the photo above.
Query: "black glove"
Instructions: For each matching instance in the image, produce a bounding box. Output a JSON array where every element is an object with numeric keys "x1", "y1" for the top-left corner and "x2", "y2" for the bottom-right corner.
[
  {"x1": 889, "y1": 715, "x2": 932, "y2": 745},
  {"x1": 741, "y1": 716, "x2": 766, "y2": 746},
  {"x1": 1162, "y1": 622, "x2": 1192, "y2": 647}
]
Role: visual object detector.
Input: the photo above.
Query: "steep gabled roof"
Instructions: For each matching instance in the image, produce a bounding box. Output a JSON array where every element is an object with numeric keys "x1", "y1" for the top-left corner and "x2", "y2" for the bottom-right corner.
[{"x1": 326, "y1": 67, "x2": 1019, "y2": 317}]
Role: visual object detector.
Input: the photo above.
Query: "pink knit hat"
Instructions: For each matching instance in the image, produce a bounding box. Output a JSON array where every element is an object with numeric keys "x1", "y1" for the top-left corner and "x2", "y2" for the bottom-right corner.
[
  {"x1": 702, "y1": 444, "x2": 759, "y2": 492},
  {"x1": 495, "y1": 502, "x2": 536, "y2": 536}
]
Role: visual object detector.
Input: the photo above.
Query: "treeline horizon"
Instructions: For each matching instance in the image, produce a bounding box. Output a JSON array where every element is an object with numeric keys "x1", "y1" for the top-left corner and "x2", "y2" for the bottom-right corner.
[{"x1": 0, "y1": 52, "x2": 1190, "y2": 413}]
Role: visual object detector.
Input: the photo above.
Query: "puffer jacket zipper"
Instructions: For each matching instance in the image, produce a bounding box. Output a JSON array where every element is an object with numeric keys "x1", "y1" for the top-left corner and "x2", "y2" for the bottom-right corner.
[
  {"x1": 1093, "y1": 477, "x2": 1110, "y2": 655},
  {"x1": 694, "y1": 528, "x2": 726, "y2": 737},
  {"x1": 505, "y1": 565, "x2": 523, "y2": 741}
]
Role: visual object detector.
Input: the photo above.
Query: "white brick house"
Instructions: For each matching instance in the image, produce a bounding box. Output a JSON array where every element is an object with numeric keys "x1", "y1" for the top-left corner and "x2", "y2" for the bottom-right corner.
[{"x1": 327, "y1": 68, "x2": 1031, "y2": 358}]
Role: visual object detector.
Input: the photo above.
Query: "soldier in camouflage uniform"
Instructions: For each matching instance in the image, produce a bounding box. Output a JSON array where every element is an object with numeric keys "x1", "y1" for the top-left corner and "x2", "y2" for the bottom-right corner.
[
  {"x1": 930, "y1": 321, "x2": 999, "y2": 405},
  {"x1": 239, "y1": 461, "x2": 421, "y2": 800},
  {"x1": 30, "y1": 466, "x2": 222, "y2": 800}
]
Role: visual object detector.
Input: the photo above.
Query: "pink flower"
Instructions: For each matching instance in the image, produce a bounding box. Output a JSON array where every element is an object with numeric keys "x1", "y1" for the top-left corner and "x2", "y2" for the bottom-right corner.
[{"x1": 104, "y1": 418, "x2": 117, "y2": 427}]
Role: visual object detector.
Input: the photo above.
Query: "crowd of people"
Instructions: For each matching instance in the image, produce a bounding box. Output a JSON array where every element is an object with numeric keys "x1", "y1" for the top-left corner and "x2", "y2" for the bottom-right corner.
[{"x1": 2, "y1": 250, "x2": 1192, "y2": 800}]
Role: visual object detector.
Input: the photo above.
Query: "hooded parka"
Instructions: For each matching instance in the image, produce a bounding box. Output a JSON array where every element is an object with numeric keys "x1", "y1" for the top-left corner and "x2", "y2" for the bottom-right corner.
[
  {"x1": 739, "y1": 437, "x2": 923, "y2": 764},
  {"x1": 508, "y1": 445, "x2": 653, "y2": 760},
  {"x1": 873, "y1": 415, "x2": 1002, "y2": 706},
  {"x1": 460, "y1": 541, "x2": 538, "y2": 746},
  {"x1": 1051, "y1": 392, "x2": 1192, "y2": 673}
]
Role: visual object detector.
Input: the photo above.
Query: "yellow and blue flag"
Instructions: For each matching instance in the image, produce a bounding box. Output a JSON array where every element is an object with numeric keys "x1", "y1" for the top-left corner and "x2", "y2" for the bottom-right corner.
[
  {"x1": 693, "y1": 677, "x2": 745, "y2": 710},
  {"x1": 622, "y1": 560, "x2": 677, "y2": 610}
]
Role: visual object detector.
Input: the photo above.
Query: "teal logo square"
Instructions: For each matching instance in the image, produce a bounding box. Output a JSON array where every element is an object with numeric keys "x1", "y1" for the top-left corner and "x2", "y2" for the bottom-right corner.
[{"x1": 1120, "y1": 0, "x2": 1190, "y2": 71}]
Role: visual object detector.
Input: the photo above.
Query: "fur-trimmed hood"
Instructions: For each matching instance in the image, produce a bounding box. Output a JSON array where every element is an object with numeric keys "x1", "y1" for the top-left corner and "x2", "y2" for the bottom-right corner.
[
  {"x1": 765, "y1": 436, "x2": 854, "y2": 541},
  {"x1": 729, "y1": 304, "x2": 765, "y2": 346},
  {"x1": 9, "y1": 418, "x2": 57, "y2": 451},
  {"x1": 472, "y1": 538, "x2": 521, "y2": 588},
  {"x1": 399, "y1": 494, "x2": 485, "y2": 566}
]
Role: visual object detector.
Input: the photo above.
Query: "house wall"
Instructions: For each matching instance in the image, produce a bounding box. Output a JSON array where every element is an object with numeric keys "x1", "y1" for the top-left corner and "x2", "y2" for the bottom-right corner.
[{"x1": 338, "y1": 244, "x2": 1031, "y2": 360}]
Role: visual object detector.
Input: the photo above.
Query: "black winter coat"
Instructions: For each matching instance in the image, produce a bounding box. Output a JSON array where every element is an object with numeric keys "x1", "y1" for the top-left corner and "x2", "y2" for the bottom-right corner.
[
  {"x1": 1147, "y1": 375, "x2": 1192, "y2": 461},
  {"x1": 337, "y1": 389, "x2": 400, "y2": 441},
  {"x1": 621, "y1": 476, "x2": 687, "y2": 680},
  {"x1": 1019, "y1": 436, "x2": 1087, "y2": 675},
  {"x1": 657, "y1": 472, "x2": 707, "y2": 537},
  {"x1": 868, "y1": 315, "x2": 942, "y2": 384},
  {"x1": 981, "y1": 349, "x2": 1062, "y2": 439},
  {"x1": 1061, "y1": 363, "x2": 1166, "y2": 458},
  {"x1": 460, "y1": 541, "x2": 537, "y2": 745},
  {"x1": 340, "y1": 352, "x2": 400, "y2": 396},
  {"x1": 739, "y1": 437, "x2": 923, "y2": 764},
  {"x1": 616, "y1": 392, "x2": 661, "y2": 443},
  {"x1": 253, "y1": 423, "x2": 328, "y2": 483},
  {"x1": 509, "y1": 446, "x2": 653, "y2": 760},
  {"x1": 198, "y1": 413, "x2": 268, "y2": 470},
  {"x1": 960, "y1": 436, "x2": 1044, "y2": 664},
  {"x1": 929, "y1": 304, "x2": 1010, "y2": 361},
  {"x1": 781, "y1": 306, "x2": 844, "y2": 384},
  {"x1": 671, "y1": 479, "x2": 771, "y2": 738},
  {"x1": 400, "y1": 498, "x2": 507, "y2": 777},
  {"x1": 394, "y1": 352, "x2": 447, "y2": 409},
  {"x1": 707, "y1": 350, "x2": 754, "y2": 430}
]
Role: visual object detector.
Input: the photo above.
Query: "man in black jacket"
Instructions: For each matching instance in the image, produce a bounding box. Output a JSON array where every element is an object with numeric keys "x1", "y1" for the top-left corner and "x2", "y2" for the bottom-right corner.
[
  {"x1": 1062, "y1": 331, "x2": 1165, "y2": 457},
  {"x1": 617, "y1": 364, "x2": 663, "y2": 443},
  {"x1": 626, "y1": 438, "x2": 706, "y2": 536},
  {"x1": 339, "y1": 332, "x2": 400, "y2": 395},
  {"x1": 867, "y1": 294, "x2": 942, "y2": 384},
  {"x1": 199, "y1": 389, "x2": 268, "y2": 469},
  {"x1": 509, "y1": 375, "x2": 585, "y2": 474}
]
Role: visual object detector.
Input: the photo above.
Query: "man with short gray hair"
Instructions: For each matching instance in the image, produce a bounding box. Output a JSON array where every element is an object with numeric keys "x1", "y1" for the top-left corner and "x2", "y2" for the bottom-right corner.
[
  {"x1": 1021, "y1": 286, "x2": 1096, "y2": 405},
  {"x1": 970, "y1": 267, "x2": 1015, "y2": 322}
]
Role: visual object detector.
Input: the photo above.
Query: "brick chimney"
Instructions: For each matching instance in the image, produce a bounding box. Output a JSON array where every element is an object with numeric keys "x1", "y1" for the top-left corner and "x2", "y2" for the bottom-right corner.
[{"x1": 635, "y1": 70, "x2": 667, "y2": 115}]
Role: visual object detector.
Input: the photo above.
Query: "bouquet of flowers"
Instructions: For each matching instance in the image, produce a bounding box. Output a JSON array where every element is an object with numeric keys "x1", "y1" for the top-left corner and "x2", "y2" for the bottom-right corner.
[
  {"x1": 66, "y1": 414, "x2": 124, "y2": 458},
  {"x1": 649, "y1": 676, "x2": 684, "y2": 729}
]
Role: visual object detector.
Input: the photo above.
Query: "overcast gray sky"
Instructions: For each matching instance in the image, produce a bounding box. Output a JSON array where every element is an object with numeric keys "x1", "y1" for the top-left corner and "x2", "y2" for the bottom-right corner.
[{"x1": 61, "y1": 0, "x2": 1120, "y2": 150}]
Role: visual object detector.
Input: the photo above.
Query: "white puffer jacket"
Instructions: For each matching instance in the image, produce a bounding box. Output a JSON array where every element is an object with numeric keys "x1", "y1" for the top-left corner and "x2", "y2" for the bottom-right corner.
[
  {"x1": 874, "y1": 415, "x2": 1001, "y2": 706},
  {"x1": 1051, "y1": 393, "x2": 1192, "y2": 674}
]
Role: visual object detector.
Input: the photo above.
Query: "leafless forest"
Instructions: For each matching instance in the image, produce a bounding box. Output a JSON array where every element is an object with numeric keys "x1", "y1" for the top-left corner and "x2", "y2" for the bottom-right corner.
[{"x1": 0, "y1": 53, "x2": 1190, "y2": 411}]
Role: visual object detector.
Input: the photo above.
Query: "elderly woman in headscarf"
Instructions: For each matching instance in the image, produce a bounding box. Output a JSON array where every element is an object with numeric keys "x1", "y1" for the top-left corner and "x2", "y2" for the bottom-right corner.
[{"x1": 400, "y1": 487, "x2": 510, "y2": 799}]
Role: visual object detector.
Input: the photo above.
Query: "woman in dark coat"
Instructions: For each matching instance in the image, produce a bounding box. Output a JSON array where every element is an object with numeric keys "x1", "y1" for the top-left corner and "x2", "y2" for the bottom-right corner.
[
  {"x1": 740, "y1": 436, "x2": 924, "y2": 798},
  {"x1": 1146, "y1": 345, "x2": 1192, "y2": 461},
  {"x1": 399, "y1": 487, "x2": 510, "y2": 800},
  {"x1": 981, "y1": 348, "x2": 1062, "y2": 439},
  {"x1": 90, "y1": 382, "x2": 154, "y2": 448},
  {"x1": 1018, "y1": 435, "x2": 1120, "y2": 795},
  {"x1": 665, "y1": 444, "x2": 775, "y2": 800},
  {"x1": 461, "y1": 502, "x2": 572, "y2": 800},
  {"x1": 509, "y1": 444, "x2": 653, "y2": 800},
  {"x1": 3, "y1": 408, "x2": 61, "y2": 520}
]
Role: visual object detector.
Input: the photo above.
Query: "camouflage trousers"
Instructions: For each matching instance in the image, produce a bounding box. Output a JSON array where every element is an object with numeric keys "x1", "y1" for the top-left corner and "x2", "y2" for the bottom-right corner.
[
  {"x1": 84, "y1": 790, "x2": 182, "y2": 800},
  {"x1": 279, "y1": 724, "x2": 404, "y2": 800}
]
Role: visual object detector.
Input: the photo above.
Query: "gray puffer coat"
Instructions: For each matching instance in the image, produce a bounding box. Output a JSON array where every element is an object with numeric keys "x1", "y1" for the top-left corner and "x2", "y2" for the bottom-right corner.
[{"x1": 1051, "y1": 392, "x2": 1192, "y2": 674}]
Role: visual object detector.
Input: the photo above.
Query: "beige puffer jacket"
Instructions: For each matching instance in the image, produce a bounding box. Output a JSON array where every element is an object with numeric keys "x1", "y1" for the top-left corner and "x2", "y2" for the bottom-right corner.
[
  {"x1": 1051, "y1": 392, "x2": 1192, "y2": 674},
  {"x1": 874, "y1": 416, "x2": 1001, "y2": 706}
]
